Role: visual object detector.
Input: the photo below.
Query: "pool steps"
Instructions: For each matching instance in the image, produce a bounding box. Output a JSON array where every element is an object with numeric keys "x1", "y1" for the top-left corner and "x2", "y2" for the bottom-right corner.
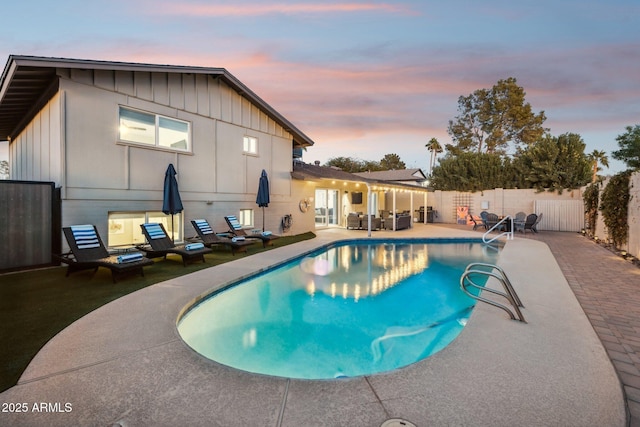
[{"x1": 460, "y1": 262, "x2": 526, "y2": 322}]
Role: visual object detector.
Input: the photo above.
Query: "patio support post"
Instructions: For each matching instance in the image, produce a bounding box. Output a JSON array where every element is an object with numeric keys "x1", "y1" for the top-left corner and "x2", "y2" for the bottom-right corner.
[
  {"x1": 410, "y1": 191, "x2": 414, "y2": 228},
  {"x1": 392, "y1": 189, "x2": 397, "y2": 231},
  {"x1": 424, "y1": 192, "x2": 428, "y2": 224},
  {"x1": 366, "y1": 183, "x2": 372, "y2": 237}
]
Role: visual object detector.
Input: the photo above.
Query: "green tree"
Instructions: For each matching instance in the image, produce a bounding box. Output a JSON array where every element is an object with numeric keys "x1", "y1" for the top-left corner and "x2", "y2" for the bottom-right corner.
[
  {"x1": 430, "y1": 152, "x2": 515, "y2": 191},
  {"x1": 362, "y1": 160, "x2": 384, "y2": 172},
  {"x1": 612, "y1": 125, "x2": 640, "y2": 170},
  {"x1": 324, "y1": 157, "x2": 365, "y2": 172},
  {"x1": 586, "y1": 149, "x2": 609, "y2": 183},
  {"x1": 447, "y1": 77, "x2": 547, "y2": 154},
  {"x1": 425, "y1": 137, "x2": 443, "y2": 175},
  {"x1": 380, "y1": 153, "x2": 406, "y2": 170},
  {"x1": 518, "y1": 133, "x2": 591, "y2": 193}
]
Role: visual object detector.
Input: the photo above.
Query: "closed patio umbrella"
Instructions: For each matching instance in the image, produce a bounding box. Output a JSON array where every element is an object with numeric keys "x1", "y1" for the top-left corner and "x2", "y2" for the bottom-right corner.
[
  {"x1": 162, "y1": 163, "x2": 183, "y2": 240},
  {"x1": 256, "y1": 169, "x2": 270, "y2": 232}
]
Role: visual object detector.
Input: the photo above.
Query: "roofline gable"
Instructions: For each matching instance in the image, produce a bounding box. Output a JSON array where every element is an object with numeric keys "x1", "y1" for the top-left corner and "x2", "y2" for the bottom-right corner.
[{"x1": 0, "y1": 55, "x2": 315, "y2": 147}]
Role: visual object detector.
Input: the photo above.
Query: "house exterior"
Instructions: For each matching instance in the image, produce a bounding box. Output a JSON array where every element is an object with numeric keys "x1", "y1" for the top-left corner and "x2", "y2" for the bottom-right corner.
[
  {"x1": 354, "y1": 168, "x2": 430, "y2": 220},
  {"x1": 0, "y1": 55, "x2": 315, "y2": 248},
  {"x1": 291, "y1": 162, "x2": 430, "y2": 232}
]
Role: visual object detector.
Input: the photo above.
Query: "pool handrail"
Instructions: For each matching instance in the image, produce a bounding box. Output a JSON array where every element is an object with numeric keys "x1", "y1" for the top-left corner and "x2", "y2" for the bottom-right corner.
[
  {"x1": 482, "y1": 215, "x2": 514, "y2": 244},
  {"x1": 460, "y1": 262, "x2": 526, "y2": 322}
]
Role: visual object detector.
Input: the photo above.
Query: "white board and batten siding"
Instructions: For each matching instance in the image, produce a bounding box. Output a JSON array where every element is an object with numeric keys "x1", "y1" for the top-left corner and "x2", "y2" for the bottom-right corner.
[{"x1": 534, "y1": 200, "x2": 584, "y2": 232}]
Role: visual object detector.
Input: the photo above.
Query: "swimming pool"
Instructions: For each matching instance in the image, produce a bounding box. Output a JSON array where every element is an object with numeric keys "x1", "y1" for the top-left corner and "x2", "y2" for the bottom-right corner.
[{"x1": 177, "y1": 239, "x2": 499, "y2": 379}]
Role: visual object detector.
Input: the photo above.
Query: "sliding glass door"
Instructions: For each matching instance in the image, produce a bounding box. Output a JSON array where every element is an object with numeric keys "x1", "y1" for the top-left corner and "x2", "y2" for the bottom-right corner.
[{"x1": 315, "y1": 189, "x2": 339, "y2": 227}]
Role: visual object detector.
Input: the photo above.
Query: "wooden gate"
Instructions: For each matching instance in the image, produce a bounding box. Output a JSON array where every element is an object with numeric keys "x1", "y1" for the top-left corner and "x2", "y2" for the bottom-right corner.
[
  {"x1": 0, "y1": 181, "x2": 61, "y2": 271},
  {"x1": 534, "y1": 200, "x2": 584, "y2": 232}
]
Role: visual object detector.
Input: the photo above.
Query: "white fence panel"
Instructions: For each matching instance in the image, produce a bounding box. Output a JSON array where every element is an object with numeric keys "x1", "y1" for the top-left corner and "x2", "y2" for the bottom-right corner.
[{"x1": 534, "y1": 200, "x2": 584, "y2": 232}]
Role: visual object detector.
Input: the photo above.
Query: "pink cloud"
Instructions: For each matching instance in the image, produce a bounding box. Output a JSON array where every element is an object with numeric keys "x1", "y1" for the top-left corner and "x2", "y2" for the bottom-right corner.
[
  {"x1": 30, "y1": 33, "x2": 637, "y2": 171},
  {"x1": 154, "y1": 2, "x2": 414, "y2": 17}
]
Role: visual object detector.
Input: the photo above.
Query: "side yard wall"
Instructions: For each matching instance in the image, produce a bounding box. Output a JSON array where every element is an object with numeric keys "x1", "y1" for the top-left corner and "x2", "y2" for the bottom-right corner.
[
  {"x1": 594, "y1": 173, "x2": 640, "y2": 258},
  {"x1": 428, "y1": 188, "x2": 584, "y2": 231}
]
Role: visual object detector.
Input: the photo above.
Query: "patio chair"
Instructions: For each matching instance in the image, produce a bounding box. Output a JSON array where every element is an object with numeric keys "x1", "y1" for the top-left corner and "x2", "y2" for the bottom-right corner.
[
  {"x1": 61, "y1": 225, "x2": 154, "y2": 283},
  {"x1": 532, "y1": 212, "x2": 543, "y2": 233},
  {"x1": 485, "y1": 213, "x2": 500, "y2": 230},
  {"x1": 137, "y1": 223, "x2": 212, "y2": 266},
  {"x1": 513, "y1": 212, "x2": 527, "y2": 233},
  {"x1": 190, "y1": 219, "x2": 257, "y2": 255},
  {"x1": 346, "y1": 213, "x2": 361, "y2": 230},
  {"x1": 361, "y1": 214, "x2": 382, "y2": 230},
  {"x1": 479, "y1": 211, "x2": 489, "y2": 229},
  {"x1": 518, "y1": 214, "x2": 538, "y2": 234},
  {"x1": 224, "y1": 215, "x2": 280, "y2": 247},
  {"x1": 469, "y1": 215, "x2": 482, "y2": 231}
]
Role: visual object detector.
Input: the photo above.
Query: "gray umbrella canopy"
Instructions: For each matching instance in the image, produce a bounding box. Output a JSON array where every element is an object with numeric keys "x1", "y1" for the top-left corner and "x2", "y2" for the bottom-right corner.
[
  {"x1": 256, "y1": 169, "x2": 270, "y2": 231},
  {"x1": 162, "y1": 163, "x2": 183, "y2": 239}
]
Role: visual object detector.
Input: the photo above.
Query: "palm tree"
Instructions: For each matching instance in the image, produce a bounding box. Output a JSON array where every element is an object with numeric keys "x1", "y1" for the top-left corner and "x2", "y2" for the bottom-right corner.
[
  {"x1": 587, "y1": 149, "x2": 609, "y2": 183},
  {"x1": 425, "y1": 137, "x2": 443, "y2": 175}
]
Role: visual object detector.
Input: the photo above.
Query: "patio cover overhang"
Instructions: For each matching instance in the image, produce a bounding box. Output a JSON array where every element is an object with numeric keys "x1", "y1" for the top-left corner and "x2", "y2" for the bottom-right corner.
[{"x1": 292, "y1": 162, "x2": 429, "y2": 236}]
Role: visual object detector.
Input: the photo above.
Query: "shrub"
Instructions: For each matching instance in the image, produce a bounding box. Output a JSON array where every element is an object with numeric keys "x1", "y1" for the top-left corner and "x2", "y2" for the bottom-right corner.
[
  {"x1": 600, "y1": 171, "x2": 632, "y2": 248},
  {"x1": 583, "y1": 182, "x2": 600, "y2": 236}
]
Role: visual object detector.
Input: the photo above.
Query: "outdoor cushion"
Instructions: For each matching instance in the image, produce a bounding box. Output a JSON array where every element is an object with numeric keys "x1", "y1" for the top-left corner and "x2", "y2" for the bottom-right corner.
[
  {"x1": 70, "y1": 225, "x2": 101, "y2": 249},
  {"x1": 185, "y1": 242, "x2": 205, "y2": 251},
  {"x1": 116, "y1": 253, "x2": 144, "y2": 263},
  {"x1": 143, "y1": 223, "x2": 167, "y2": 239}
]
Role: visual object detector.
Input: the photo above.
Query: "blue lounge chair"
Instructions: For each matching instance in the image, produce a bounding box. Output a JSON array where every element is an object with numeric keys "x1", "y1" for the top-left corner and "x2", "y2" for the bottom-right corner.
[
  {"x1": 190, "y1": 219, "x2": 257, "y2": 255},
  {"x1": 61, "y1": 224, "x2": 153, "y2": 283},
  {"x1": 224, "y1": 215, "x2": 280, "y2": 247},
  {"x1": 137, "y1": 223, "x2": 212, "y2": 266}
]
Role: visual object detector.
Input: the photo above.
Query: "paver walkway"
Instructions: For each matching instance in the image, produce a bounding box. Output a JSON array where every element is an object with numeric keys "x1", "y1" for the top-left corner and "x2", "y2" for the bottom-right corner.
[{"x1": 528, "y1": 231, "x2": 640, "y2": 426}]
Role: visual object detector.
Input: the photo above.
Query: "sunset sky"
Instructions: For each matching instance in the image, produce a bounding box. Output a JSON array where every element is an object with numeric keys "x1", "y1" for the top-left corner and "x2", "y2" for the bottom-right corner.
[{"x1": 2, "y1": 0, "x2": 639, "y2": 173}]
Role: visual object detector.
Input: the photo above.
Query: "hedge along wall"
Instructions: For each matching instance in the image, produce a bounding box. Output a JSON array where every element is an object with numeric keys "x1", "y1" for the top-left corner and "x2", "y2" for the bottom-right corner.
[
  {"x1": 627, "y1": 172, "x2": 640, "y2": 257},
  {"x1": 592, "y1": 171, "x2": 640, "y2": 258},
  {"x1": 593, "y1": 177, "x2": 609, "y2": 241}
]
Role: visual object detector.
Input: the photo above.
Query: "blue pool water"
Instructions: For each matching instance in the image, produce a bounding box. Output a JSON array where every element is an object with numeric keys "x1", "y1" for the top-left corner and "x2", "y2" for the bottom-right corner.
[{"x1": 177, "y1": 239, "x2": 499, "y2": 379}]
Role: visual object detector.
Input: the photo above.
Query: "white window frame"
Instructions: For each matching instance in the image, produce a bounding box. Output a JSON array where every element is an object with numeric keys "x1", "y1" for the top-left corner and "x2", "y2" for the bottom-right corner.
[
  {"x1": 107, "y1": 211, "x2": 183, "y2": 248},
  {"x1": 118, "y1": 106, "x2": 191, "y2": 153},
  {"x1": 238, "y1": 209, "x2": 254, "y2": 228},
  {"x1": 243, "y1": 136, "x2": 258, "y2": 155}
]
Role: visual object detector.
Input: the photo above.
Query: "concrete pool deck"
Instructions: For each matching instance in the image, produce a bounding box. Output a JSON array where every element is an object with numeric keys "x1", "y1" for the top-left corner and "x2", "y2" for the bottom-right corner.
[{"x1": 0, "y1": 225, "x2": 626, "y2": 426}]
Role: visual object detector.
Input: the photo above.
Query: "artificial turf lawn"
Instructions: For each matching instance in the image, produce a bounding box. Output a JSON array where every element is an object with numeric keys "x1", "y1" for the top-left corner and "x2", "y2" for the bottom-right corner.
[{"x1": 0, "y1": 232, "x2": 315, "y2": 393}]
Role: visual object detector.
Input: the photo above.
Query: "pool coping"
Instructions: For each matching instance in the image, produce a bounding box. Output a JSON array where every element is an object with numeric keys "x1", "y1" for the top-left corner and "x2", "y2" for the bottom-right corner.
[{"x1": 0, "y1": 225, "x2": 626, "y2": 426}]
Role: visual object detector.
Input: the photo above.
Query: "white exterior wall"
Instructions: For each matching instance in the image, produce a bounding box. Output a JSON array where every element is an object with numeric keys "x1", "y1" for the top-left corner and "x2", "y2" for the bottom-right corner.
[
  {"x1": 10, "y1": 68, "x2": 305, "y2": 246},
  {"x1": 290, "y1": 179, "x2": 317, "y2": 235},
  {"x1": 9, "y1": 93, "x2": 63, "y2": 182}
]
